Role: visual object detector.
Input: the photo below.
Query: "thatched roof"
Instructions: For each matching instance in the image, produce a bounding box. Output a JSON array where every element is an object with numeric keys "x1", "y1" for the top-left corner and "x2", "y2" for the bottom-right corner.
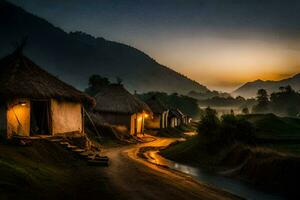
[
  {"x1": 169, "y1": 108, "x2": 185, "y2": 119},
  {"x1": 94, "y1": 84, "x2": 152, "y2": 114},
  {"x1": 0, "y1": 50, "x2": 95, "y2": 106},
  {"x1": 145, "y1": 96, "x2": 168, "y2": 114}
]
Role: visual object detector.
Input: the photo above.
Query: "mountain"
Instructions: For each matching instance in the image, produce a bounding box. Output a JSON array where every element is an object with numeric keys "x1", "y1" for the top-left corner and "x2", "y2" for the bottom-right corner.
[
  {"x1": 232, "y1": 74, "x2": 300, "y2": 98},
  {"x1": 0, "y1": 0, "x2": 209, "y2": 94}
]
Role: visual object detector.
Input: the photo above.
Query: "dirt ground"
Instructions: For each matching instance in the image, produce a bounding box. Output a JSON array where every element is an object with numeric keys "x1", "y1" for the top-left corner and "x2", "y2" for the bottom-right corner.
[
  {"x1": 100, "y1": 136, "x2": 241, "y2": 200},
  {"x1": 0, "y1": 137, "x2": 241, "y2": 200}
]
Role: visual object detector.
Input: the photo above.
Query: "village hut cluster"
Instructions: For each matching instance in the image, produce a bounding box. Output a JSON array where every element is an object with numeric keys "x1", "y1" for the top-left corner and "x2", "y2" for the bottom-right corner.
[
  {"x1": 92, "y1": 84, "x2": 152, "y2": 135},
  {"x1": 144, "y1": 96, "x2": 191, "y2": 129},
  {"x1": 0, "y1": 49, "x2": 191, "y2": 140}
]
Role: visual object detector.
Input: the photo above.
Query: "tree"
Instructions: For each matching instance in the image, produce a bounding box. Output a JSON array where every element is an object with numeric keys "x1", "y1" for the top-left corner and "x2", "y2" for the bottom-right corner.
[
  {"x1": 85, "y1": 74, "x2": 110, "y2": 96},
  {"x1": 253, "y1": 89, "x2": 269, "y2": 113},
  {"x1": 198, "y1": 109, "x2": 255, "y2": 148},
  {"x1": 269, "y1": 85, "x2": 300, "y2": 116},
  {"x1": 197, "y1": 107, "x2": 220, "y2": 139},
  {"x1": 220, "y1": 115, "x2": 255, "y2": 144},
  {"x1": 235, "y1": 96, "x2": 245, "y2": 101},
  {"x1": 116, "y1": 76, "x2": 123, "y2": 85},
  {"x1": 242, "y1": 107, "x2": 249, "y2": 114}
]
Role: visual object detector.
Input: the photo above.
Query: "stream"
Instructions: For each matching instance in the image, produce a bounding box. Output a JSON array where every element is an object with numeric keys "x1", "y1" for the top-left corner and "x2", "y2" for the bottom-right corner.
[{"x1": 144, "y1": 150, "x2": 286, "y2": 200}]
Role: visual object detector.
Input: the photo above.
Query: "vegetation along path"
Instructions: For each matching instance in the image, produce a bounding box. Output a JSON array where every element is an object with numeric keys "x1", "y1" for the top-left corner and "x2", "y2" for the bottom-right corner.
[{"x1": 101, "y1": 136, "x2": 241, "y2": 200}]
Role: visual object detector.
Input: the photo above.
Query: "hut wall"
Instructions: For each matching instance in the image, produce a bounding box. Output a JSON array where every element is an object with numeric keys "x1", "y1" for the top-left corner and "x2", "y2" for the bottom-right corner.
[
  {"x1": 161, "y1": 111, "x2": 168, "y2": 128},
  {"x1": 145, "y1": 114, "x2": 161, "y2": 129},
  {"x1": 100, "y1": 112, "x2": 131, "y2": 131},
  {"x1": 130, "y1": 113, "x2": 144, "y2": 135},
  {"x1": 164, "y1": 111, "x2": 169, "y2": 128},
  {"x1": 130, "y1": 114, "x2": 136, "y2": 135},
  {"x1": 6, "y1": 99, "x2": 31, "y2": 138},
  {"x1": 169, "y1": 117, "x2": 178, "y2": 128},
  {"x1": 0, "y1": 105, "x2": 7, "y2": 138},
  {"x1": 137, "y1": 113, "x2": 143, "y2": 133},
  {"x1": 51, "y1": 100, "x2": 83, "y2": 135}
]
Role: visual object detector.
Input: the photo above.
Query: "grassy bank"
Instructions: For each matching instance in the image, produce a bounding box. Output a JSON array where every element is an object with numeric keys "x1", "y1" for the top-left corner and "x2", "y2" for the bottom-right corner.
[
  {"x1": 160, "y1": 113, "x2": 300, "y2": 197},
  {"x1": 242, "y1": 113, "x2": 300, "y2": 141},
  {"x1": 160, "y1": 137, "x2": 300, "y2": 197},
  {"x1": 242, "y1": 114, "x2": 300, "y2": 156},
  {"x1": 0, "y1": 140, "x2": 115, "y2": 199}
]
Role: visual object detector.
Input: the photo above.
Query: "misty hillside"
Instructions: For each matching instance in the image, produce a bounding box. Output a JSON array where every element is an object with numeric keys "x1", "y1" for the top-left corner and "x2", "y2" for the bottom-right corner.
[
  {"x1": 232, "y1": 74, "x2": 300, "y2": 98},
  {"x1": 0, "y1": 0, "x2": 209, "y2": 94}
]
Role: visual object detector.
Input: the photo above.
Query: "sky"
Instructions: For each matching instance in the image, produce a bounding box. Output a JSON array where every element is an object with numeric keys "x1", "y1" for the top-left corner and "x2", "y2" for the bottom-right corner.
[{"x1": 8, "y1": 0, "x2": 300, "y2": 92}]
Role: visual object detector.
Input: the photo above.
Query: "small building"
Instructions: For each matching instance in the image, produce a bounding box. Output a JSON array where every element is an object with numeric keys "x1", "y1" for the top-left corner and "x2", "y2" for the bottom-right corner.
[
  {"x1": 93, "y1": 84, "x2": 152, "y2": 135},
  {"x1": 168, "y1": 108, "x2": 185, "y2": 128},
  {"x1": 145, "y1": 96, "x2": 169, "y2": 129},
  {"x1": 0, "y1": 49, "x2": 94, "y2": 139}
]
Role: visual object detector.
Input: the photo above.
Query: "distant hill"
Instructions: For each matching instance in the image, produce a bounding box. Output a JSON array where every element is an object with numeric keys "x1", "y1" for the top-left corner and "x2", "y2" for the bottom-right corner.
[
  {"x1": 187, "y1": 90, "x2": 230, "y2": 100},
  {"x1": 0, "y1": 0, "x2": 209, "y2": 94},
  {"x1": 232, "y1": 74, "x2": 300, "y2": 98}
]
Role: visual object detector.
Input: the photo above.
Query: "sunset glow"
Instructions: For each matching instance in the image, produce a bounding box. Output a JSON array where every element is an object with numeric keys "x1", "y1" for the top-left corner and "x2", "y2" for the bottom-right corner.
[
  {"x1": 8, "y1": 0, "x2": 300, "y2": 92},
  {"x1": 142, "y1": 35, "x2": 300, "y2": 91}
]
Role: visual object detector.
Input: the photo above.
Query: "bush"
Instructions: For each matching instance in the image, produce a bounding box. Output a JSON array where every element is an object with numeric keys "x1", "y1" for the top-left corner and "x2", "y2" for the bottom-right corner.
[
  {"x1": 197, "y1": 107, "x2": 220, "y2": 142},
  {"x1": 221, "y1": 115, "x2": 255, "y2": 144},
  {"x1": 197, "y1": 108, "x2": 255, "y2": 146}
]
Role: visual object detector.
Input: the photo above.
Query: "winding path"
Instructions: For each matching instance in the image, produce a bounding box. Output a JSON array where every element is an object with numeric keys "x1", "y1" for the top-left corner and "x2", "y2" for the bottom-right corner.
[{"x1": 101, "y1": 137, "x2": 242, "y2": 200}]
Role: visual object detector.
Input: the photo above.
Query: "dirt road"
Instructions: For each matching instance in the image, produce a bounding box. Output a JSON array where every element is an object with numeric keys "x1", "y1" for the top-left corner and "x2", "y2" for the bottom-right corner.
[{"x1": 101, "y1": 137, "x2": 242, "y2": 200}]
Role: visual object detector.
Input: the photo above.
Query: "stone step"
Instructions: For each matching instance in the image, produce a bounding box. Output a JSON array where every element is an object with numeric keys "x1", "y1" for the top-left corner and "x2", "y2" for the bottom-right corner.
[
  {"x1": 79, "y1": 151, "x2": 95, "y2": 157},
  {"x1": 54, "y1": 140, "x2": 109, "y2": 167},
  {"x1": 48, "y1": 138, "x2": 64, "y2": 142},
  {"x1": 59, "y1": 141, "x2": 70, "y2": 146},
  {"x1": 67, "y1": 145, "x2": 78, "y2": 149},
  {"x1": 71, "y1": 148, "x2": 85, "y2": 153}
]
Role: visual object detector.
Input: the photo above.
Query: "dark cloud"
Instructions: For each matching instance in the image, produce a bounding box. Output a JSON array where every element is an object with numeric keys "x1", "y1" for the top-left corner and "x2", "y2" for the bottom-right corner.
[{"x1": 8, "y1": 0, "x2": 300, "y2": 37}]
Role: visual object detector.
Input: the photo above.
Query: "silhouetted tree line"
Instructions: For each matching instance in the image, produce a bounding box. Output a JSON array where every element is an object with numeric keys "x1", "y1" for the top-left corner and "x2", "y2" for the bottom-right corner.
[
  {"x1": 188, "y1": 90, "x2": 230, "y2": 100},
  {"x1": 253, "y1": 85, "x2": 300, "y2": 116},
  {"x1": 198, "y1": 107, "x2": 255, "y2": 148},
  {"x1": 85, "y1": 74, "x2": 123, "y2": 96},
  {"x1": 138, "y1": 92, "x2": 203, "y2": 118},
  {"x1": 199, "y1": 95, "x2": 256, "y2": 108}
]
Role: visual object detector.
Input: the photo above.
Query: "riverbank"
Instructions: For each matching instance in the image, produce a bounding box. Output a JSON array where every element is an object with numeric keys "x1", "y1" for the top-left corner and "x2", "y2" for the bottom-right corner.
[{"x1": 160, "y1": 136, "x2": 300, "y2": 198}]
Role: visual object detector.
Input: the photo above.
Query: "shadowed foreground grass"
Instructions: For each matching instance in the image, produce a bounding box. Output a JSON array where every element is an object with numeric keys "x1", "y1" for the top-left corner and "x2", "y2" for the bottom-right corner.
[{"x1": 0, "y1": 140, "x2": 115, "y2": 200}]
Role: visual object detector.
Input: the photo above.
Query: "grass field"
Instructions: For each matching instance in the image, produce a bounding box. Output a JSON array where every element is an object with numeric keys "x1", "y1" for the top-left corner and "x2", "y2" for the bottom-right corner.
[
  {"x1": 242, "y1": 113, "x2": 300, "y2": 140},
  {"x1": 0, "y1": 140, "x2": 114, "y2": 199},
  {"x1": 240, "y1": 114, "x2": 300, "y2": 155}
]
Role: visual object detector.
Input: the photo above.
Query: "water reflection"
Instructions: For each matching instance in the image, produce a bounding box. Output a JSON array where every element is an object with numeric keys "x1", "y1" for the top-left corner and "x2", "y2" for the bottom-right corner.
[{"x1": 146, "y1": 150, "x2": 285, "y2": 200}]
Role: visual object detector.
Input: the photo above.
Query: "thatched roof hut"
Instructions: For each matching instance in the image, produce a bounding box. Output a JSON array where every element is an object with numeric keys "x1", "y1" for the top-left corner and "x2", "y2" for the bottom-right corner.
[
  {"x1": 94, "y1": 84, "x2": 152, "y2": 135},
  {"x1": 170, "y1": 108, "x2": 185, "y2": 118},
  {"x1": 94, "y1": 84, "x2": 151, "y2": 114},
  {"x1": 0, "y1": 50, "x2": 94, "y2": 139},
  {"x1": 168, "y1": 108, "x2": 185, "y2": 127},
  {"x1": 145, "y1": 96, "x2": 167, "y2": 114},
  {"x1": 0, "y1": 50, "x2": 94, "y2": 106},
  {"x1": 145, "y1": 96, "x2": 169, "y2": 129}
]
